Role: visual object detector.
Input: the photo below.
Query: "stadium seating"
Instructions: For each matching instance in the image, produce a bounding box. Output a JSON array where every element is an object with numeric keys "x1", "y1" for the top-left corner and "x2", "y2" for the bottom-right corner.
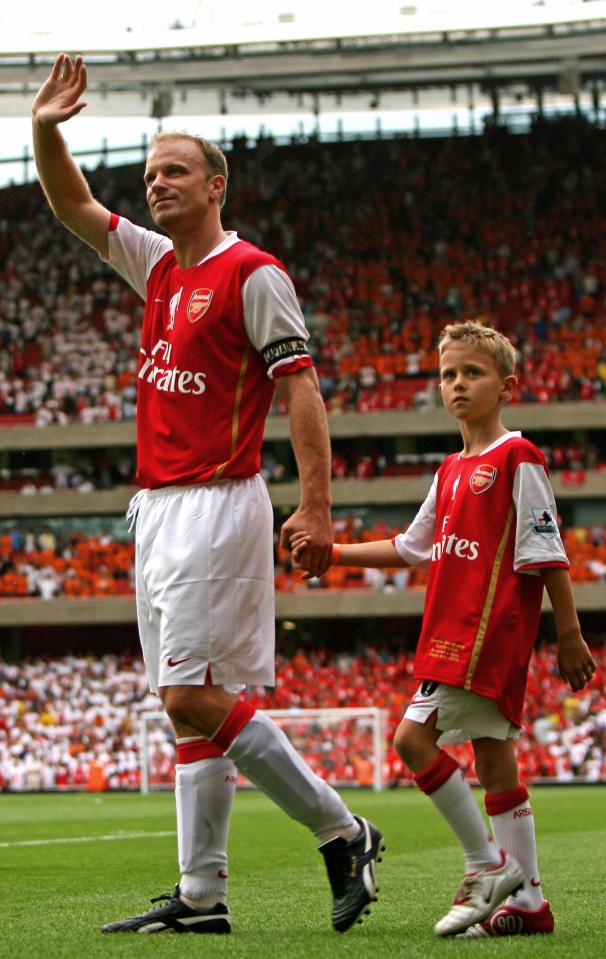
[
  {"x1": 0, "y1": 119, "x2": 604, "y2": 791},
  {"x1": 0, "y1": 645, "x2": 603, "y2": 791},
  {"x1": 1, "y1": 120, "x2": 606, "y2": 422},
  {"x1": 0, "y1": 518, "x2": 603, "y2": 599}
]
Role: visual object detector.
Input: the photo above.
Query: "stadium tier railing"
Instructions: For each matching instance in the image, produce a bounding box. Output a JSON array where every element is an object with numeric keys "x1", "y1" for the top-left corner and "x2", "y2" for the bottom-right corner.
[
  {"x1": 1, "y1": 403, "x2": 605, "y2": 452},
  {"x1": 1, "y1": 584, "x2": 605, "y2": 626},
  {"x1": 0, "y1": 401, "x2": 604, "y2": 624},
  {"x1": 2, "y1": 470, "x2": 606, "y2": 519}
]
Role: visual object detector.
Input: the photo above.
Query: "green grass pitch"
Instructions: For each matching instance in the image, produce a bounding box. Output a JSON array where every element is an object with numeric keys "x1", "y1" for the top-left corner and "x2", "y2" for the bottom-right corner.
[{"x1": 1, "y1": 786, "x2": 604, "y2": 959}]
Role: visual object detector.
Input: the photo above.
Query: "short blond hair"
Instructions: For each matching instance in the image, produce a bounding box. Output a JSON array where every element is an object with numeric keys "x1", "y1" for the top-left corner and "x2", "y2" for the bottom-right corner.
[
  {"x1": 438, "y1": 321, "x2": 517, "y2": 377},
  {"x1": 151, "y1": 132, "x2": 229, "y2": 207}
]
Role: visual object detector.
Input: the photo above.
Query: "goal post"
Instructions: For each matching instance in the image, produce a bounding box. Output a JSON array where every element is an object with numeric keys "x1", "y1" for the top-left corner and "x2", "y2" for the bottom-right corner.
[{"x1": 139, "y1": 707, "x2": 387, "y2": 794}]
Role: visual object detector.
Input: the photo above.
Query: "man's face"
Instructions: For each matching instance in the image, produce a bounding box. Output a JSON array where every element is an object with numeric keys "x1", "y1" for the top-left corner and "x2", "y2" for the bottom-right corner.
[
  {"x1": 143, "y1": 138, "x2": 220, "y2": 230},
  {"x1": 439, "y1": 343, "x2": 515, "y2": 423}
]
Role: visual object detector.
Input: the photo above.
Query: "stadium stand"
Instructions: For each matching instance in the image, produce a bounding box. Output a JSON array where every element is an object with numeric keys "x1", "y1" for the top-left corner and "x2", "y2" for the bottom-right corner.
[
  {"x1": 0, "y1": 517, "x2": 603, "y2": 600},
  {"x1": 1, "y1": 118, "x2": 605, "y2": 787},
  {"x1": 0, "y1": 644, "x2": 603, "y2": 792},
  {"x1": 0, "y1": 438, "x2": 602, "y2": 491},
  {"x1": 1, "y1": 119, "x2": 606, "y2": 423}
]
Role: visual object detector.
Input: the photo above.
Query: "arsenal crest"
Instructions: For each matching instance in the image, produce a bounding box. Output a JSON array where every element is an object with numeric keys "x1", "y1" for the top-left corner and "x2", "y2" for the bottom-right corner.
[
  {"x1": 187, "y1": 288, "x2": 213, "y2": 323},
  {"x1": 469, "y1": 463, "x2": 497, "y2": 494}
]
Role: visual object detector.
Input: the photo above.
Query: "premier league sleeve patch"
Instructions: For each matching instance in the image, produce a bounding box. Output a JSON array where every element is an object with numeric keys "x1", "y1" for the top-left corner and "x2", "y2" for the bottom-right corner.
[{"x1": 530, "y1": 507, "x2": 558, "y2": 539}]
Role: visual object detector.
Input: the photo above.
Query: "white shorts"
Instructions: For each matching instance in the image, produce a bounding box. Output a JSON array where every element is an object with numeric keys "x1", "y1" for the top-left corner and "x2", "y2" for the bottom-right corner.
[
  {"x1": 132, "y1": 475, "x2": 275, "y2": 693},
  {"x1": 405, "y1": 681, "x2": 520, "y2": 745}
]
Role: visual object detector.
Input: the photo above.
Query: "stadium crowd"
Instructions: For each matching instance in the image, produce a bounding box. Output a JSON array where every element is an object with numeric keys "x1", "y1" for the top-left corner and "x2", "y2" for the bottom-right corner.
[
  {"x1": 0, "y1": 516, "x2": 605, "y2": 600},
  {"x1": 1, "y1": 119, "x2": 604, "y2": 794},
  {"x1": 0, "y1": 528, "x2": 135, "y2": 599},
  {"x1": 1, "y1": 118, "x2": 606, "y2": 423},
  {"x1": 0, "y1": 643, "x2": 603, "y2": 792}
]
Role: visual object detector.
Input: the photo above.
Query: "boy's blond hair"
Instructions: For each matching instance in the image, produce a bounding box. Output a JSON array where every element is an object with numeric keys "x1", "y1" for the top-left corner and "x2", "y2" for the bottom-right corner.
[
  {"x1": 438, "y1": 321, "x2": 517, "y2": 377},
  {"x1": 151, "y1": 132, "x2": 229, "y2": 207}
]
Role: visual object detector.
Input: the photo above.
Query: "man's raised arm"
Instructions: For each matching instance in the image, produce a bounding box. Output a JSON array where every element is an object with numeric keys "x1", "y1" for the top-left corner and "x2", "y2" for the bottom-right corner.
[{"x1": 32, "y1": 53, "x2": 111, "y2": 257}]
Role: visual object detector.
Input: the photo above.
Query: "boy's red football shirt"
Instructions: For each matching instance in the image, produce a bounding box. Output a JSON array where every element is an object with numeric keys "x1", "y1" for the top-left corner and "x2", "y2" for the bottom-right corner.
[{"x1": 394, "y1": 433, "x2": 569, "y2": 725}]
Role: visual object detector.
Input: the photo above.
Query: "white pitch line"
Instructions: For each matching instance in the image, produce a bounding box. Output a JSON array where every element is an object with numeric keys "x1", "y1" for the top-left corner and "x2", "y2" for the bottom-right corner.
[{"x1": 0, "y1": 829, "x2": 176, "y2": 849}]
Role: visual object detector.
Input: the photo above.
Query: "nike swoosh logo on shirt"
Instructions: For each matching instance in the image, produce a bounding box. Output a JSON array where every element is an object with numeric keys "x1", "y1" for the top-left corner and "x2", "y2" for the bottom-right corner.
[{"x1": 167, "y1": 656, "x2": 192, "y2": 667}]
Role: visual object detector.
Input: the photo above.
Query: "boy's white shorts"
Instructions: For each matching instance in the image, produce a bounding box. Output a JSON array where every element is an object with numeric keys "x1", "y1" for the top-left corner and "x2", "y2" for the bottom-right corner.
[
  {"x1": 131, "y1": 475, "x2": 275, "y2": 693},
  {"x1": 405, "y1": 680, "x2": 520, "y2": 745}
]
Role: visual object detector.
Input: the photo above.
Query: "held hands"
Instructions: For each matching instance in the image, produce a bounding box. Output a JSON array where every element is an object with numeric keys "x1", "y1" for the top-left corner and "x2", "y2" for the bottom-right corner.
[
  {"x1": 32, "y1": 54, "x2": 88, "y2": 126},
  {"x1": 289, "y1": 532, "x2": 314, "y2": 575},
  {"x1": 280, "y1": 506, "x2": 332, "y2": 579},
  {"x1": 557, "y1": 630, "x2": 597, "y2": 692}
]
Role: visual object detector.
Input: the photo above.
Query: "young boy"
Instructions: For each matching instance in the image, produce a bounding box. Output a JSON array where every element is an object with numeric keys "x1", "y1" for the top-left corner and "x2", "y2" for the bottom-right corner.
[{"x1": 291, "y1": 320, "x2": 596, "y2": 938}]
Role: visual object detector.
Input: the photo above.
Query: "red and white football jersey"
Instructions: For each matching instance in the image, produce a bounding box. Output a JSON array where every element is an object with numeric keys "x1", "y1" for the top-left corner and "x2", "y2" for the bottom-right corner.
[
  {"x1": 106, "y1": 217, "x2": 312, "y2": 488},
  {"x1": 394, "y1": 432, "x2": 569, "y2": 726}
]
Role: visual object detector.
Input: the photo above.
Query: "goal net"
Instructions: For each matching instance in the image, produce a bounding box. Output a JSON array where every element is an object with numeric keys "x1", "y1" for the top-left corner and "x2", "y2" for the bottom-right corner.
[{"x1": 139, "y1": 707, "x2": 387, "y2": 794}]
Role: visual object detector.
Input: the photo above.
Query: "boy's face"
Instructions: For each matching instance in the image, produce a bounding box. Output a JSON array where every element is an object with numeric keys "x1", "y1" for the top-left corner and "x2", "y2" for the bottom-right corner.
[{"x1": 439, "y1": 343, "x2": 516, "y2": 423}]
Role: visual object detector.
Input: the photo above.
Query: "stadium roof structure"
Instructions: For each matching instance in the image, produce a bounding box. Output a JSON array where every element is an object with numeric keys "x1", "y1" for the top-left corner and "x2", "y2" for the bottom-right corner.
[{"x1": 3, "y1": 1, "x2": 606, "y2": 120}]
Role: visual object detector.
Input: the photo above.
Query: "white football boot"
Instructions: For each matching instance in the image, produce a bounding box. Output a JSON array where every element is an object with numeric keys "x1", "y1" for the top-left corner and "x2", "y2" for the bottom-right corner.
[{"x1": 434, "y1": 851, "x2": 524, "y2": 937}]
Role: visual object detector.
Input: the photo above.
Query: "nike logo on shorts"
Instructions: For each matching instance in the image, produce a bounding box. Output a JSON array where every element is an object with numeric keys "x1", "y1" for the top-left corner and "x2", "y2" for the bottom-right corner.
[{"x1": 167, "y1": 656, "x2": 192, "y2": 667}]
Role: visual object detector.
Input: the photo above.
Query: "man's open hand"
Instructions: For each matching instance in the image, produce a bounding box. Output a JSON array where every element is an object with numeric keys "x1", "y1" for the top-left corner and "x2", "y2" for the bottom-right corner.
[{"x1": 32, "y1": 53, "x2": 88, "y2": 126}]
